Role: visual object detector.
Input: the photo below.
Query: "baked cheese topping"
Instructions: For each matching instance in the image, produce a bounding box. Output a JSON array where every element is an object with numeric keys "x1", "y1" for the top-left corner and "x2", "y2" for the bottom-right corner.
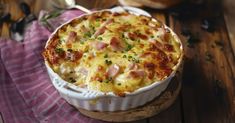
[{"x1": 43, "y1": 11, "x2": 182, "y2": 96}]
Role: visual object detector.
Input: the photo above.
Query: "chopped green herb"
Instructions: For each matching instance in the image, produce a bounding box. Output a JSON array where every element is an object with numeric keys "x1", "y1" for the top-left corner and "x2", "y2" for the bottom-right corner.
[
  {"x1": 151, "y1": 35, "x2": 154, "y2": 38},
  {"x1": 96, "y1": 18, "x2": 100, "y2": 22},
  {"x1": 68, "y1": 77, "x2": 76, "y2": 83},
  {"x1": 89, "y1": 25, "x2": 95, "y2": 32},
  {"x1": 84, "y1": 31, "x2": 92, "y2": 38},
  {"x1": 98, "y1": 37, "x2": 103, "y2": 40},
  {"x1": 123, "y1": 55, "x2": 127, "y2": 58},
  {"x1": 80, "y1": 41, "x2": 85, "y2": 44},
  {"x1": 133, "y1": 58, "x2": 140, "y2": 63},
  {"x1": 55, "y1": 48, "x2": 64, "y2": 54},
  {"x1": 128, "y1": 55, "x2": 133, "y2": 59},
  {"x1": 67, "y1": 49, "x2": 73, "y2": 52},
  {"x1": 104, "y1": 54, "x2": 108, "y2": 58},
  {"x1": 126, "y1": 44, "x2": 133, "y2": 51},
  {"x1": 59, "y1": 39, "x2": 65, "y2": 43},
  {"x1": 117, "y1": 83, "x2": 121, "y2": 86},
  {"x1": 104, "y1": 77, "x2": 112, "y2": 83},
  {"x1": 121, "y1": 33, "x2": 125, "y2": 38},
  {"x1": 105, "y1": 60, "x2": 112, "y2": 65}
]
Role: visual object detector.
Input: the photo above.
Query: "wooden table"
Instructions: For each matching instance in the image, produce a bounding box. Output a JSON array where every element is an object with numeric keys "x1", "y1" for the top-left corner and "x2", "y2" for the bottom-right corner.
[{"x1": 0, "y1": 0, "x2": 235, "y2": 123}]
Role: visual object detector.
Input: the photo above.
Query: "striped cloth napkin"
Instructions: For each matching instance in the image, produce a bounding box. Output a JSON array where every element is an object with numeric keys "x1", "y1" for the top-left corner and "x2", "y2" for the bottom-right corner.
[{"x1": 0, "y1": 9, "x2": 105, "y2": 123}]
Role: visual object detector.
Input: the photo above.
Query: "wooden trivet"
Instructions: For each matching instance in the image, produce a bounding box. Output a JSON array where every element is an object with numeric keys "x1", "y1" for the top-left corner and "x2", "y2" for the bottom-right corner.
[{"x1": 78, "y1": 72, "x2": 181, "y2": 122}]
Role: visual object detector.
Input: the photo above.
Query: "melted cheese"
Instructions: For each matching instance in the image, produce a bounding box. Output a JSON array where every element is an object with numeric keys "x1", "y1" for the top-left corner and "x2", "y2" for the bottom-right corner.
[{"x1": 43, "y1": 11, "x2": 182, "y2": 95}]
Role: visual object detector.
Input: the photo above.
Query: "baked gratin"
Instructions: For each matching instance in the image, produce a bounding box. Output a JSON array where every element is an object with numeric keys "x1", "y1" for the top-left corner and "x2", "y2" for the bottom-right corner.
[{"x1": 43, "y1": 11, "x2": 182, "y2": 95}]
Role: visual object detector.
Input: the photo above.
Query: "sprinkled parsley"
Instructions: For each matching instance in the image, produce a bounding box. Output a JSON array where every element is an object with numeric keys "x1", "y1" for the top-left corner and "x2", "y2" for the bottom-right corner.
[
  {"x1": 68, "y1": 77, "x2": 76, "y2": 83},
  {"x1": 80, "y1": 41, "x2": 85, "y2": 44},
  {"x1": 104, "y1": 77, "x2": 112, "y2": 83},
  {"x1": 55, "y1": 48, "x2": 64, "y2": 54},
  {"x1": 98, "y1": 37, "x2": 103, "y2": 40},
  {"x1": 105, "y1": 59, "x2": 112, "y2": 65},
  {"x1": 84, "y1": 31, "x2": 92, "y2": 38},
  {"x1": 104, "y1": 54, "x2": 108, "y2": 58},
  {"x1": 67, "y1": 49, "x2": 73, "y2": 52},
  {"x1": 126, "y1": 44, "x2": 133, "y2": 51}
]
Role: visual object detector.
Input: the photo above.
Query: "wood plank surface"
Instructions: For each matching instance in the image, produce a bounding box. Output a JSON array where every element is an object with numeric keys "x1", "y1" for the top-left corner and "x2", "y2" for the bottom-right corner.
[{"x1": 169, "y1": 1, "x2": 235, "y2": 122}]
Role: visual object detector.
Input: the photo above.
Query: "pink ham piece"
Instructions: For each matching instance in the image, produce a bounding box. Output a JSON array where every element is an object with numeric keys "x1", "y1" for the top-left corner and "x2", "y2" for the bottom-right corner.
[
  {"x1": 66, "y1": 50, "x2": 83, "y2": 61},
  {"x1": 67, "y1": 31, "x2": 77, "y2": 43},
  {"x1": 128, "y1": 63, "x2": 138, "y2": 70},
  {"x1": 94, "y1": 26, "x2": 106, "y2": 37},
  {"x1": 106, "y1": 64, "x2": 120, "y2": 78},
  {"x1": 129, "y1": 70, "x2": 145, "y2": 79},
  {"x1": 91, "y1": 41, "x2": 108, "y2": 50},
  {"x1": 110, "y1": 37, "x2": 124, "y2": 51},
  {"x1": 94, "y1": 18, "x2": 113, "y2": 37}
]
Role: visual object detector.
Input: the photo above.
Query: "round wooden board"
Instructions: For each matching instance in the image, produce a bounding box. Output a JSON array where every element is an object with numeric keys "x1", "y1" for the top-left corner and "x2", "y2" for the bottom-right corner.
[{"x1": 78, "y1": 73, "x2": 182, "y2": 122}]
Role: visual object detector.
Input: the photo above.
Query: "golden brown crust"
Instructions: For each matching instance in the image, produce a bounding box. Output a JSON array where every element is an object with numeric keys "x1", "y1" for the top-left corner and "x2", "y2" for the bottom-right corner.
[{"x1": 43, "y1": 11, "x2": 182, "y2": 94}]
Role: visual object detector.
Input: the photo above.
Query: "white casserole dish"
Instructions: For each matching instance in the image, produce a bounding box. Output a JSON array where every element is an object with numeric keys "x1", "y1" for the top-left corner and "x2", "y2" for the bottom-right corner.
[{"x1": 44, "y1": 6, "x2": 184, "y2": 112}]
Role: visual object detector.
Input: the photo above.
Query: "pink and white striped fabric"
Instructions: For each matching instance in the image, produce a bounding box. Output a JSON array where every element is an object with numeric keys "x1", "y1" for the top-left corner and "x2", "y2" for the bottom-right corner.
[{"x1": 0, "y1": 10, "x2": 106, "y2": 123}]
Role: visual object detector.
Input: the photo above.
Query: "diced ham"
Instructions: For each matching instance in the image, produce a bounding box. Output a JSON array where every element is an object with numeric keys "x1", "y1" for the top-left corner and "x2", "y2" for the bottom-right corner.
[
  {"x1": 67, "y1": 31, "x2": 77, "y2": 43},
  {"x1": 94, "y1": 18, "x2": 113, "y2": 37},
  {"x1": 129, "y1": 70, "x2": 145, "y2": 78},
  {"x1": 110, "y1": 37, "x2": 124, "y2": 51},
  {"x1": 73, "y1": 51, "x2": 83, "y2": 61},
  {"x1": 128, "y1": 32, "x2": 137, "y2": 40},
  {"x1": 128, "y1": 63, "x2": 138, "y2": 70},
  {"x1": 106, "y1": 64, "x2": 120, "y2": 78},
  {"x1": 91, "y1": 41, "x2": 108, "y2": 50},
  {"x1": 94, "y1": 26, "x2": 107, "y2": 37},
  {"x1": 66, "y1": 50, "x2": 83, "y2": 61}
]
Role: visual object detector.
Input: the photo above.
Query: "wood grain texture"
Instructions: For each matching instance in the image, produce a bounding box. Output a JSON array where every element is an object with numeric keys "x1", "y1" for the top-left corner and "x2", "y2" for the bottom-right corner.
[{"x1": 169, "y1": 1, "x2": 235, "y2": 122}]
